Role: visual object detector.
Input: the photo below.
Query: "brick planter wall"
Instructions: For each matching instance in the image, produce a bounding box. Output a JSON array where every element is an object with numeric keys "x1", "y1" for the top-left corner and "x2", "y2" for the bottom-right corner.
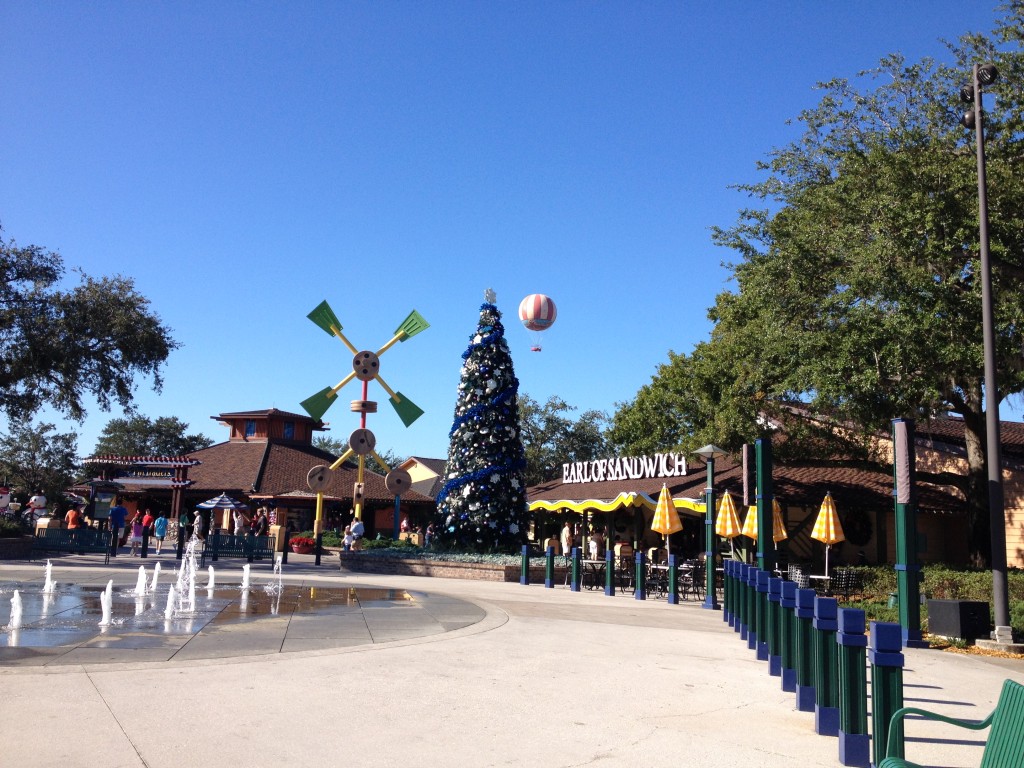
[
  {"x1": 0, "y1": 537, "x2": 32, "y2": 561},
  {"x1": 338, "y1": 553, "x2": 563, "y2": 583}
]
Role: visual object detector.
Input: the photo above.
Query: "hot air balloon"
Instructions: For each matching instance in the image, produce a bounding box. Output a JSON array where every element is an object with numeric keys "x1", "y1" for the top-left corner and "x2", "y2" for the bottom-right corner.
[{"x1": 518, "y1": 294, "x2": 557, "y2": 351}]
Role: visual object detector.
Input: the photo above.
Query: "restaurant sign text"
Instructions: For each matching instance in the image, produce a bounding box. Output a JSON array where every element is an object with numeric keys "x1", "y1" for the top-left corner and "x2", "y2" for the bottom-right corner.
[{"x1": 562, "y1": 453, "x2": 687, "y2": 484}]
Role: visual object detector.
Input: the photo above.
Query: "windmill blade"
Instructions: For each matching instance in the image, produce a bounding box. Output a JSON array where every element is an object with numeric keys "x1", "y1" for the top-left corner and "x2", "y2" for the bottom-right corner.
[
  {"x1": 389, "y1": 392, "x2": 424, "y2": 427},
  {"x1": 394, "y1": 310, "x2": 429, "y2": 340},
  {"x1": 307, "y1": 301, "x2": 343, "y2": 336},
  {"x1": 301, "y1": 387, "x2": 339, "y2": 421}
]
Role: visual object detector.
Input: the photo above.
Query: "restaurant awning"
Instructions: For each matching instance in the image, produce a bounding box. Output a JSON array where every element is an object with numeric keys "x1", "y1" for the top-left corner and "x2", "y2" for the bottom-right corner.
[{"x1": 529, "y1": 491, "x2": 705, "y2": 516}]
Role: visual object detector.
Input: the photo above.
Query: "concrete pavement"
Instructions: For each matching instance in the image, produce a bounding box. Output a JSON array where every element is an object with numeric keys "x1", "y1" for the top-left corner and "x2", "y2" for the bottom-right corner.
[{"x1": 1, "y1": 555, "x2": 1021, "y2": 768}]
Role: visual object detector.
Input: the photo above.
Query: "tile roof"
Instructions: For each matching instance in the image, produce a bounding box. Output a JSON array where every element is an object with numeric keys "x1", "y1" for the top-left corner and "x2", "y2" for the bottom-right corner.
[{"x1": 212, "y1": 408, "x2": 321, "y2": 423}]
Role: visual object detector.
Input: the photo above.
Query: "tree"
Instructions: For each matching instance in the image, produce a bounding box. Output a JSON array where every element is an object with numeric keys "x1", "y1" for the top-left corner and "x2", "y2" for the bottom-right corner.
[
  {"x1": 311, "y1": 435, "x2": 403, "y2": 476},
  {"x1": 618, "y1": 8, "x2": 1024, "y2": 563},
  {"x1": 434, "y1": 295, "x2": 528, "y2": 552},
  {"x1": 0, "y1": 420, "x2": 79, "y2": 510},
  {"x1": 519, "y1": 393, "x2": 608, "y2": 486},
  {"x1": 0, "y1": 226, "x2": 177, "y2": 422},
  {"x1": 93, "y1": 416, "x2": 213, "y2": 457}
]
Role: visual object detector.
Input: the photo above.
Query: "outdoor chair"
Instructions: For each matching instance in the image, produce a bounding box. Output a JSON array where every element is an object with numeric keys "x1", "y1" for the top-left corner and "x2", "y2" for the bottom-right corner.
[
  {"x1": 679, "y1": 559, "x2": 705, "y2": 601},
  {"x1": 789, "y1": 564, "x2": 809, "y2": 590},
  {"x1": 831, "y1": 567, "x2": 862, "y2": 601},
  {"x1": 880, "y1": 678, "x2": 1024, "y2": 768}
]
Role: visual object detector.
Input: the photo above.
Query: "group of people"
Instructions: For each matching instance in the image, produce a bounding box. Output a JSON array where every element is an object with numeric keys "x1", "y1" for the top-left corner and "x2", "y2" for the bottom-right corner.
[
  {"x1": 102, "y1": 499, "x2": 171, "y2": 556},
  {"x1": 560, "y1": 521, "x2": 606, "y2": 559}
]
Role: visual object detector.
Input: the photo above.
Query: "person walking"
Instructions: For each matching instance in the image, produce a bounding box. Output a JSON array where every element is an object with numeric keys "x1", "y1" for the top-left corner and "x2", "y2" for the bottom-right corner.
[
  {"x1": 152, "y1": 511, "x2": 169, "y2": 554},
  {"x1": 64, "y1": 505, "x2": 84, "y2": 530},
  {"x1": 109, "y1": 498, "x2": 128, "y2": 557},
  {"x1": 253, "y1": 508, "x2": 269, "y2": 537},
  {"x1": 233, "y1": 508, "x2": 249, "y2": 536},
  {"x1": 128, "y1": 514, "x2": 144, "y2": 556},
  {"x1": 192, "y1": 510, "x2": 205, "y2": 539}
]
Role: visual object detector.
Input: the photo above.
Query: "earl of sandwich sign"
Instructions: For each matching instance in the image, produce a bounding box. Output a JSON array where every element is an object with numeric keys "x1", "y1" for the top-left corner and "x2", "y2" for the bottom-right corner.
[{"x1": 562, "y1": 452, "x2": 687, "y2": 484}]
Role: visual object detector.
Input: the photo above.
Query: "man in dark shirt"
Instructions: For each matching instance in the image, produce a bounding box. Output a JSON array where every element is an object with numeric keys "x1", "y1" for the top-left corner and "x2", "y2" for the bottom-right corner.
[{"x1": 109, "y1": 499, "x2": 128, "y2": 557}]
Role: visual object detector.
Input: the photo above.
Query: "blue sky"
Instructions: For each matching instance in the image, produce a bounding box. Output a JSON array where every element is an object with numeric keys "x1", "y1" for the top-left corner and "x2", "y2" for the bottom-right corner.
[{"x1": 0, "y1": 2, "x2": 1012, "y2": 461}]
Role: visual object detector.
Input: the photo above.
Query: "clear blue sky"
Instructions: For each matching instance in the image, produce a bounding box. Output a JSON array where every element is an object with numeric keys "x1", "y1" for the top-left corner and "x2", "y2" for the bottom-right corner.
[{"x1": 0, "y1": 2, "x2": 1012, "y2": 461}]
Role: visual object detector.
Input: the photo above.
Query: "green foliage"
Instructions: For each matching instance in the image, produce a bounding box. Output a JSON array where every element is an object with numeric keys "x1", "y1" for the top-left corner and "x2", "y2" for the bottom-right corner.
[
  {"x1": 359, "y1": 536, "x2": 421, "y2": 551},
  {"x1": 0, "y1": 226, "x2": 177, "y2": 422},
  {"x1": 93, "y1": 415, "x2": 213, "y2": 457},
  {"x1": 0, "y1": 420, "x2": 79, "y2": 508},
  {"x1": 0, "y1": 518, "x2": 25, "y2": 538},
  {"x1": 435, "y1": 299, "x2": 528, "y2": 553},
  {"x1": 519, "y1": 393, "x2": 608, "y2": 485}
]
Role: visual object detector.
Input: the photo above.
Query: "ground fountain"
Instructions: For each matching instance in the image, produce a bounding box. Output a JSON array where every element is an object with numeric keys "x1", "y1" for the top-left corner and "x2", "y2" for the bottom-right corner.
[
  {"x1": 133, "y1": 566, "x2": 148, "y2": 597},
  {"x1": 6, "y1": 590, "x2": 22, "y2": 630},
  {"x1": 240, "y1": 563, "x2": 250, "y2": 591},
  {"x1": 207, "y1": 565, "x2": 215, "y2": 591},
  {"x1": 99, "y1": 580, "x2": 113, "y2": 627},
  {"x1": 149, "y1": 562, "x2": 161, "y2": 594},
  {"x1": 42, "y1": 561, "x2": 56, "y2": 595}
]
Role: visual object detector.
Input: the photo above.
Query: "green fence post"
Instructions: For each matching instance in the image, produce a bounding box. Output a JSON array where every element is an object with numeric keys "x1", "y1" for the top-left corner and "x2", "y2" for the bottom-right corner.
[
  {"x1": 836, "y1": 608, "x2": 869, "y2": 767},
  {"x1": 869, "y1": 622, "x2": 905, "y2": 767},
  {"x1": 746, "y1": 565, "x2": 759, "y2": 650},
  {"x1": 794, "y1": 587, "x2": 816, "y2": 711},
  {"x1": 756, "y1": 569, "x2": 770, "y2": 660},
  {"x1": 571, "y1": 546, "x2": 582, "y2": 592},
  {"x1": 813, "y1": 595, "x2": 840, "y2": 736},
  {"x1": 604, "y1": 549, "x2": 616, "y2": 596},
  {"x1": 668, "y1": 554, "x2": 679, "y2": 604},
  {"x1": 520, "y1": 545, "x2": 530, "y2": 585},
  {"x1": 544, "y1": 546, "x2": 555, "y2": 589},
  {"x1": 768, "y1": 576, "x2": 783, "y2": 676},
  {"x1": 780, "y1": 580, "x2": 797, "y2": 692},
  {"x1": 634, "y1": 551, "x2": 647, "y2": 600}
]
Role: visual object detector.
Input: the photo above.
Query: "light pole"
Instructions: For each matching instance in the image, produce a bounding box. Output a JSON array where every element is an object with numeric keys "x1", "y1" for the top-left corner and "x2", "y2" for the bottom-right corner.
[
  {"x1": 961, "y1": 62, "x2": 1011, "y2": 638},
  {"x1": 694, "y1": 444, "x2": 727, "y2": 610}
]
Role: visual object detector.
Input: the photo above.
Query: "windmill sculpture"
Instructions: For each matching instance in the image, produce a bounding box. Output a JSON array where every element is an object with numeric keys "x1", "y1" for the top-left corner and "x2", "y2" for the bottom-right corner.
[{"x1": 300, "y1": 300, "x2": 429, "y2": 534}]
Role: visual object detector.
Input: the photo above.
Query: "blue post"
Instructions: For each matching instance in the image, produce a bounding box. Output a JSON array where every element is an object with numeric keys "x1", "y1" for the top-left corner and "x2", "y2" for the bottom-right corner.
[
  {"x1": 545, "y1": 546, "x2": 555, "y2": 589},
  {"x1": 604, "y1": 548, "x2": 616, "y2": 596},
  {"x1": 813, "y1": 596, "x2": 840, "y2": 737},
  {"x1": 738, "y1": 563, "x2": 750, "y2": 639},
  {"x1": 869, "y1": 622, "x2": 905, "y2": 768},
  {"x1": 780, "y1": 580, "x2": 797, "y2": 693},
  {"x1": 571, "y1": 546, "x2": 582, "y2": 592},
  {"x1": 837, "y1": 608, "x2": 870, "y2": 768},
  {"x1": 794, "y1": 587, "x2": 816, "y2": 712},
  {"x1": 520, "y1": 545, "x2": 530, "y2": 585},
  {"x1": 724, "y1": 560, "x2": 734, "y2": 625},
  {"x1": 768, "y1": 576, "x2": 783, "y2": 676},
  {"x1": 393, "y1": 494, "x2": 401, "y2": 540},
  {"x1": 756, "y1": 569, "x2": 770, "y2": 661},
  {"x1": 746, "y1": 566, "x2": 759, "y2": 650},
  {"x1": 667, "y1": 554, "x2": 679, "y2": 604},
  {"x1": 634, "y1": 551, "x2": 646, "y2": 600}
]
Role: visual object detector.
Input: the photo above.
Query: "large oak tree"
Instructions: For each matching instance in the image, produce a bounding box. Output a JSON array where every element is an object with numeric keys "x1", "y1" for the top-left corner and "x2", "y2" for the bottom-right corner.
[{"x1": 612, "y1": 6, "x2": 1024, "y2": 564}]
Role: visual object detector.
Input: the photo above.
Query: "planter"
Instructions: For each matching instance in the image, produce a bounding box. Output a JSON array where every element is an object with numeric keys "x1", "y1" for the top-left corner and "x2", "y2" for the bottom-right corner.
[{"x1": 291, "y1": 544, "x2": 314, "y2": 555}]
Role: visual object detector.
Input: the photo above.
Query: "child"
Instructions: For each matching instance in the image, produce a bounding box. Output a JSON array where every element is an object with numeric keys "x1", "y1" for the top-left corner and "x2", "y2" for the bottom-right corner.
[
  {"x1": 342, "y1": 526, "x2": 354, "y2": 552},
  {"x1": 128, "y1": 514, "x2": 144, "y2": 556},
  {"x1": 153, "y1": 512, "x2": 168, "y2": 554}
]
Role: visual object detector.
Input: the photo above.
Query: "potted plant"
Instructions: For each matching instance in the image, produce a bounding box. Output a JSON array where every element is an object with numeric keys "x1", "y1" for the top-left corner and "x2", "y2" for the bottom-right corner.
[{"x1": 290, "y1": 535, "x2": 316, "y2": 555}]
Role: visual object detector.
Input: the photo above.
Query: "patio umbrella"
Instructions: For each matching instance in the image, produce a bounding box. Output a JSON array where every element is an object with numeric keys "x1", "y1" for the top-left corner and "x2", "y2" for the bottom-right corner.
[
  {"x1": 714, "y1": 490, "x2": 742, "y2": 539},
  {"x1": 740, "y1": 499, "x2": 788, "y2": 543},
  {"x1": 651, "y1": 484, "x2": 683, "y2": 563},
  {"x1": 810, "y1": 492, "x2": 845, "y2": 576},
  {"x1": 196, "y1": 492, "x2": 249, "y2": 511}
]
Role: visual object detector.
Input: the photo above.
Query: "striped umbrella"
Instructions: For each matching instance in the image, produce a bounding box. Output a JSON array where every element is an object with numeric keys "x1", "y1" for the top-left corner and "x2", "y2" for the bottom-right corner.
[
  {"x1": 196, "y1": 492, "x2": 248, "y2": 511},
  {"x1": 811, "y1": 492, "x2": 845, "y2": 576},
  {"x1": 651, "y1": 484, "x2": 683, "y2": 562},
  {"x1": 740, "y1": 499, "x2": 788, "y2": 543},
  {"x1": 715, "y1": 491, "x2": 742, "y2": 539}
]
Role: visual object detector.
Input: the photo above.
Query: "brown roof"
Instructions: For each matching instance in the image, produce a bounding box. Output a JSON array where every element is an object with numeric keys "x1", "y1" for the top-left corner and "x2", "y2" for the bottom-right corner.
[
  {"x1": 528, "y1": 455, "x2": 962, "y2": 514},
  {"x1": 917, "y1": 415, "x2": 1024, "y2": 464},
  {"x1": 213, "y1": 408, "x2": 320, "y2": 423},
  {"x1": 180, "y1": 441, "x2": 432, "y2": 504}
]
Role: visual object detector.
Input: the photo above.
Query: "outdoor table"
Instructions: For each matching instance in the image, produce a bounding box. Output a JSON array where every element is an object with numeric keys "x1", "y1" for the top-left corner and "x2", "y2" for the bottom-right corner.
[
  {"x1": 581, "y1": 559, "x2": 606, "y2": 590},
  {"x1": 648, "y1": 563, "x2": 673, "y2": 598}
]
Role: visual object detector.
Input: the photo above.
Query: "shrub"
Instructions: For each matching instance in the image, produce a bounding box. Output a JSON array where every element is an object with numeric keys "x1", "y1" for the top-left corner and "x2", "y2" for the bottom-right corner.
[{"x1": 0, "y1": 519, "x2": 25, "y2": 538}]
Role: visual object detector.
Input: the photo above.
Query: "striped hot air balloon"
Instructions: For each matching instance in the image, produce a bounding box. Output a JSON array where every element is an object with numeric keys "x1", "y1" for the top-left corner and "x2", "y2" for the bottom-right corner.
[{"x1": 518, "y1": 294, "x2": 557, "y2": 351}]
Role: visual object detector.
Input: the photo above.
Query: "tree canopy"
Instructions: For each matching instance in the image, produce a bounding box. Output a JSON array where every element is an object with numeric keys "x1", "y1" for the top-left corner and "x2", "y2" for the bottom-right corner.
[
  {"x1": 1, "y1": 226, "x2": 178, "y2": 422},
  {"x1": 92, "y1": 416, "x2": 213, "y2": 457},
  {"x1": 611, "y1": 6, "x2": 1024, "y2": 563},
  {"x1": 519, "y1": 393, "x2": 608, "y2": 486},
  {"x1": 0, "y1": 420, "x2": 79, "y2": 509}
]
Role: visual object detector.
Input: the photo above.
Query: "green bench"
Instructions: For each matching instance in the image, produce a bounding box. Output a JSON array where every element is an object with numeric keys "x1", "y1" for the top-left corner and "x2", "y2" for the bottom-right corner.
[
  {"x1": 31, "y1": 527, "x2": 112, "y2": 564},
  {"x1": 200, "y1": 532, "x2": 277, "y2": 566},
  {"x1": 881, "y1": 678, "x2": 1024, "y2": 768}
]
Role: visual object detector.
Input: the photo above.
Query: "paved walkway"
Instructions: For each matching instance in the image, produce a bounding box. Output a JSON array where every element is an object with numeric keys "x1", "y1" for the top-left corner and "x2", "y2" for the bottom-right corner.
[{"x1": 1, "y1": 555, "x2": 1022, "y2": 768}]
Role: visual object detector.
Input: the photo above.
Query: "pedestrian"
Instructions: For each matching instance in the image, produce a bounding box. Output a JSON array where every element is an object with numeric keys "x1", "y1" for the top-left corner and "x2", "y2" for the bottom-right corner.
[
  {"x1": 64, "y1": 504, "x2": 84, "y2": 529},
  {"x1": 233, "y1": 508, "x2": 249, "y2": 536},
  {"x1": 400, "y1": 515, "x2": 410, "y2": 533},
  {"x1": 254, "y1": 508, "x2": 269, "y2": 537},
  {"x1": 193, "y1": 510, "x2": 205, "y2": 539},
  {"x1": 141, "y1": 508, "x2": 155, "y2": 535},
  {"x1": 425, "y1": 522, "x2": 435, "y2": 548},
  {"x1": 350, "y1": 516, "x2": 364, "y2": 551},
  {"x1": 153, "y1": 511, "x2": 169, "y2": 554},
  {"x1": 108, "y1": 498, "x2": 128, "y2": 556},
  {"x1": 560, "y1": 521, "x2": 574, "y2": 558},
  {"x1": 128, "y1": 514, "x2": 144, "y2": 556},
  {"x1": 342, "y1": 525, "x2": 354, "y2": 552}
]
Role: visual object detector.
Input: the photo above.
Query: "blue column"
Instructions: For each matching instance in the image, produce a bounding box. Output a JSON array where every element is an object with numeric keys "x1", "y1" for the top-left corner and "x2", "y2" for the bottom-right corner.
[
  {"x1": 768, "y1": 576, "x2": 783, "y2": 676},
  {"x1": 604, "y1": 548, "x2": 616, "y2": 597},
  {"x1": 571, "y1": 546, "x2": 582, "y2": 592},
  {"x1": 746, "y1": 566, "x2": 759, "y2": 649},
  {"x1": 869, "y1": 622, "x2": 905, "y2": 768},
  {"x1": 667, "y1": 554, "x2": 679, "y2": 605},
  {"x1": 634, "y1": 551, "x2": 647, "y2": 601},
  {"x1": 756, "y1": 569, "x2": 770, "y2": 661},
  {"x1": 738, "y1": 563, "x2": 750, "y2": 639},
  {"x1": 780, "y1": 580, "x2": 797, "y2": 692},
  {"x1": 544, "y1": 546, "x2": 555, "y2": 589},
  {"x1": 813, "y1": 596, "x2": 840, "y2": 737},
  {"x1": 794, "y1": 587, "x2": 816, "y2": 712},
  {"x1": 836, "y1": 608, "x2": 870, "y2": 768},
  {"x1": 520, "y1": 545, "x2": 530, "y2": 586}
]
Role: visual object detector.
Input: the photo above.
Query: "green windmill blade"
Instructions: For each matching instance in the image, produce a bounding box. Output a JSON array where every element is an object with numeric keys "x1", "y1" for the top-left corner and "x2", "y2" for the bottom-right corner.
[
  {"x1": 308, "y1": 300, "x2": 344, "y2": 336},
  {"x1": 394, "y1": 310, "x2": 430, "y2": 341},
  {"x1": 300, "y1": 387, "x2": 338, "y2": 421},
  {"x1": 389, "y1": 392, "x2": 424, "y2": 427}
]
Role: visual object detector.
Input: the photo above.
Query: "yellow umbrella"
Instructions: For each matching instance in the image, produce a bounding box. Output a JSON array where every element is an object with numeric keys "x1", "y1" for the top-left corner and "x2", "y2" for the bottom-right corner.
[
  {"x1": 811, "y1": 492, "x2": 845, "y2": 576},
  {"x1": 741, "y1": 499, "x2": 788, "y2": 543},
  {"x1": 715, "y1": 490, "x2": 742, "y2": 539},
  {"x1": 651, "y1": 484, "x2": 683, "y2": 562}
]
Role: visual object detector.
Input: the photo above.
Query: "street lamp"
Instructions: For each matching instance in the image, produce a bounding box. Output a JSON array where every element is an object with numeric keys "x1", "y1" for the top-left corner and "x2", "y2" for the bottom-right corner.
[
  {"x1": 961, "y1": 62, "x2": 1012, "y2": 640},
  {"x1": 694, "y1": 444, "x2": 727, "y2": 610}
]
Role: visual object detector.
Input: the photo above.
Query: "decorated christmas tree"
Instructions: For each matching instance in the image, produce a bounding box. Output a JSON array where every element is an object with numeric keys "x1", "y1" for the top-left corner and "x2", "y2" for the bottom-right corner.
[{"x1": 435, "y1": 290, "x2": 529, "y2": 552}]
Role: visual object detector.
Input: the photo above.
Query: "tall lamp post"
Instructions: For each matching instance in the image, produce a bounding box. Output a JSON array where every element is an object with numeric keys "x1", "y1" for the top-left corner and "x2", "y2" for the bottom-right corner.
[
  {"x1": 694, "y1": 444, "x2": 727, "y2": 610},
  {"x1": 961, "y1": 62, "x2": 1011, "y2": 637}
]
